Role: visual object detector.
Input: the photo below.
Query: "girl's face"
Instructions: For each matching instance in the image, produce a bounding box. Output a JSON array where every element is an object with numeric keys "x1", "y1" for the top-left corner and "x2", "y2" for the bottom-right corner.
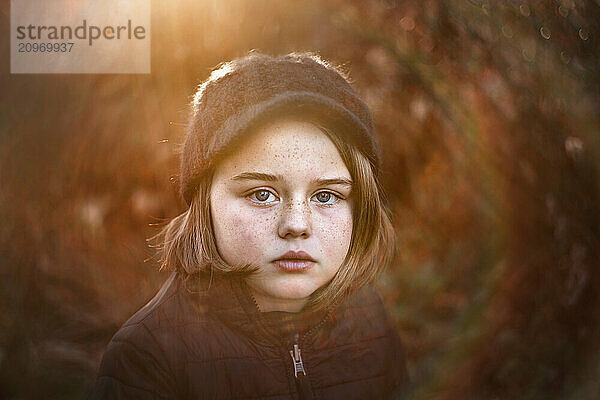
[{"x1": 210, "y1": 119, "x2": 353, "y2": 312}]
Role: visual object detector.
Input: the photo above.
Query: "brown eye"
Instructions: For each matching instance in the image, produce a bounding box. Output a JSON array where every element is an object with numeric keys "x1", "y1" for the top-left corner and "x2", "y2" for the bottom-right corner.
[
  {"x1": 249, "y1": 189, "x2": 276, "y2": 204},
  {"x1": 254, "y1": 190, "x2": 271, "y2": 202},
  {"x1": 314, "y1": 191, "x2": 337, "y2": 204},
  {"x1": 316, "y1": 192, "x2": 331, "y2": 203}
]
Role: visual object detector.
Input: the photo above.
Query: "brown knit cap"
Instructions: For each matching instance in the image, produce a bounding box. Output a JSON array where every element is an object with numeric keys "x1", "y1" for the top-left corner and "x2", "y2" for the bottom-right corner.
[{"x1": 179, "y1": 51, "x2": 381, "y2": 206}]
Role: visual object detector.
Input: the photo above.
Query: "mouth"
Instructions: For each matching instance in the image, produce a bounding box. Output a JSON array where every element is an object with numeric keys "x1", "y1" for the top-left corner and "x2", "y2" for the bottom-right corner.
[{"x1": 273, "y1": 250, "x2": 315, "y2": 273}]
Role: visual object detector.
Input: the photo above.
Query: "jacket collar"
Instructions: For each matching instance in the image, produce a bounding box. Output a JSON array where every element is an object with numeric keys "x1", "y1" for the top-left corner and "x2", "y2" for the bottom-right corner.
[{"x1": 182, "y1": 271, "x2": 330, "y2": 347}]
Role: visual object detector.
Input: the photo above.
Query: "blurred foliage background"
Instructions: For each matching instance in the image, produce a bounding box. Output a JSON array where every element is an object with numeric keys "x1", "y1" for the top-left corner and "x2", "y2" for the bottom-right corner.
[{"x1": 1, "y1": 0, "x2": 599, "y2": 399}]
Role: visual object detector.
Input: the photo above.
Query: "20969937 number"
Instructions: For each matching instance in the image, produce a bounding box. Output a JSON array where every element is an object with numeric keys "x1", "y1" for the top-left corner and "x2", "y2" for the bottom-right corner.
[{"x1": 18, "y1": 42, "x2": 74, "y2": 52}]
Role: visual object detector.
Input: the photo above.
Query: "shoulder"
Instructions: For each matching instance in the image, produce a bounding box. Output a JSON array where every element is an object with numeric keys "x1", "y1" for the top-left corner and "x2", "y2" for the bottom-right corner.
[
  {"x1": 340, "y1": 284, "x2": 406, "y2": 354},
  {"x1": 327, "y1": 284, "x2": 411, "y2": 393},
  {"x1": 353, "y1": 284, "x2": 411, "y2": 396},
  {"x1": 122, "y1": 271, "x2": 192, "y2": 328},
  {"x1": 117, "y1": 271, "x2": 215, "y2": 335},
  {"x1": 94, "y1": 308, "x2": 178, "y2": 398},
  {"x1": 335, "y1": 284, "x2": 391, "y2": 331},
  {"x1": 92, "y1": 272, "x2": 215, "y2": 399},
  {"x1": 104, "y1": 271, "x2": 218, "y2": 356}
]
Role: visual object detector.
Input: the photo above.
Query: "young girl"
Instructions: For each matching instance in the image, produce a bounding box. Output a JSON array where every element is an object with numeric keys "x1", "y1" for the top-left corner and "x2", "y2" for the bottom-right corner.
[{"x1": 92, "y1": 52, "x2": 409, "y2": 399}]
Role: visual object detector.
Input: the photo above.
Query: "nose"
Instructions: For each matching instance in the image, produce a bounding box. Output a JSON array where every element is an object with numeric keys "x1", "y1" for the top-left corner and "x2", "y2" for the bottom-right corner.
[{"x1": 278, "y1": 197, "x2": 312, "y2": 239}]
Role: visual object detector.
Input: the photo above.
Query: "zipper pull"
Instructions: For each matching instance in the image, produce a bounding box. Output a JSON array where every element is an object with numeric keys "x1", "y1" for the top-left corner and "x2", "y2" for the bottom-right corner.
[{"x1": 289, "y1": 343, "x2": 307, "y2": 378}]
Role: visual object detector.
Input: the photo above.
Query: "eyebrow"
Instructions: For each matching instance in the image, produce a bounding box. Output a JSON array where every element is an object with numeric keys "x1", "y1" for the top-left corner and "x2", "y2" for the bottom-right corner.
[{"x1": 230, "y1": 172, "x2": 353, "y2": 188}]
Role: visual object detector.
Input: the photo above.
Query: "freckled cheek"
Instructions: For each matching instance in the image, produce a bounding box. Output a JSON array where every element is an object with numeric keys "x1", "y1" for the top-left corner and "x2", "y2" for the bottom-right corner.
[
  {"x1": 224, "y1": 208, "x2": 275, "y2": 253},
  {"x1": 316, "y1": 208, "x2": 353, "y2": 261}
]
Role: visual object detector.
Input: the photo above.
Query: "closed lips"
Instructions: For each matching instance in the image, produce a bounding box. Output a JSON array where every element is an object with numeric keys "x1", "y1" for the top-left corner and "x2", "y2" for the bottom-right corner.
[
  {"x1": 273, "y1": 251, "x2": 315, "y2": 272},
  {"x1": 274, "y1": 251, "x2": 315, "y2": 262}
]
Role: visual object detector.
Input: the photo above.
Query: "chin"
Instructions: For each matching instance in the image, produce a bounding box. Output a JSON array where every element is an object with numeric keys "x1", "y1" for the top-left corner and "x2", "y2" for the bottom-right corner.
[{"x1": 268, "y1": 278, "x2": 320, "y2": 300}]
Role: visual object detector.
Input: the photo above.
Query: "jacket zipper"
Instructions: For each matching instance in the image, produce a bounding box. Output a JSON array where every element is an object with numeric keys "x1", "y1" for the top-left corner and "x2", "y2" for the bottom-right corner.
[
  {"x1": 291, "y1": 334, "x2": 313, "y2": 399},
  {"x1": 288, "y1": 307, "x2": 333, "y2": 379},
  {"x1": 243, "y1": 282, "x2": 332, "y2": 382},
  {"x1": 289, "y1": 342, "x2": 306, "y2": 377}
]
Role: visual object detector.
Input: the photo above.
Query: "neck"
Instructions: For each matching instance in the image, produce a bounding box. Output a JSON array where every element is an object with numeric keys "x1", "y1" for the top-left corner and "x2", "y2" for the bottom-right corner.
[{"x1": 249, "y1": 289, "x2": 308, "y2": 313}]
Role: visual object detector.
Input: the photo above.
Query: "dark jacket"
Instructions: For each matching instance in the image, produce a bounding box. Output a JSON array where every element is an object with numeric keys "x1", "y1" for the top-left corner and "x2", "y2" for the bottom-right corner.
[{"x1": 92, "y1": 271, "x2": 409, "y2": 399}]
